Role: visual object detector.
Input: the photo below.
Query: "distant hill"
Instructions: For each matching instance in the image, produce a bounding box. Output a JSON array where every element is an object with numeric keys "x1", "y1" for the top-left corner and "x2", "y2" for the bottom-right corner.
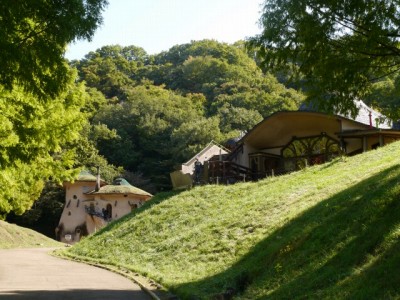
[
  {"x1": 0, "y1": 220, "x2": 62, "y2": 249},
  {"x1": 62, "y1": 141, "x2": 400, "y2": 299}
]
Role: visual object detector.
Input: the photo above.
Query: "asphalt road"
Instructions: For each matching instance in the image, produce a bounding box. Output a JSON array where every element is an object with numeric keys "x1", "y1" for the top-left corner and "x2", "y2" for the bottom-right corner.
[{"x1": 0, "y1": 248, "x2": 151, "y2": 300}]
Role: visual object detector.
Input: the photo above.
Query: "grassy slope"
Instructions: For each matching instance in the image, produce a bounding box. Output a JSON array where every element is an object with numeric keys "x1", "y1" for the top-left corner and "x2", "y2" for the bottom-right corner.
[
  {"x1": 0, "y1": 220, "x2": 62, "y2": 249},
  {"x1": 64, "y1": 142, "x2": 400, "y2": 299}
]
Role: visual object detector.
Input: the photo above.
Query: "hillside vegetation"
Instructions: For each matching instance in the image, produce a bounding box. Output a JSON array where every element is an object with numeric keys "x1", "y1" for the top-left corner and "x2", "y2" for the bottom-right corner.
[
  {"x1": 62, "y1": 141, "x2": 400, "y2": 299},
  {"x1": 0, "y1": 220, "x2": 62, "y2": 249},
  {"x1": 72, "y1": 41, "x2": 304, "y2": 190}
]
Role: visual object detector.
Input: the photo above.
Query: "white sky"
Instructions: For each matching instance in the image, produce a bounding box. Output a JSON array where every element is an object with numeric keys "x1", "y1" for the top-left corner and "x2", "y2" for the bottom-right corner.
[{"x1": 65, "y1": 0, "x2": 264, "y2": 60}]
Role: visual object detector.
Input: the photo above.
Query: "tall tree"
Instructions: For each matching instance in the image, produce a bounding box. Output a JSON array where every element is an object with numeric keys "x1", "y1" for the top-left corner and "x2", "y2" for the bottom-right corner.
[
  {"x1": 0, "y1": 73, "x2": 88, "y2": 217},
  {"x1": 364, "y1": 74, "x2": 400, "y2": 121},
  {"x1": 0, "y1": 0, "x2": 108, "y2": 98},
  {"x1": 0, "y1": 0, "x2": 108, "y2": 217},
  {"x1": 250, "y1": 0, "x2": 400, "y2": 115},
  {"x1": 92, "y1": 82, "x2": 214, "y2": 189},
  {"x1": 141, "y1": 40, "x2": 304, "y2": 118},
  {"x1": 74, "y1": 45, "x2": 145, "y2": 99},
  {"x1": 73, "y1": 40, "x2": 304, "y2": 190}
]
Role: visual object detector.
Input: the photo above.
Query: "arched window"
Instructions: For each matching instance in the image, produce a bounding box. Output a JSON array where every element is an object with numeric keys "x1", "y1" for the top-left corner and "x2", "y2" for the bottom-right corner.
[{"x1": 282, "y1": 134, "x2": 341, "y2": 170}]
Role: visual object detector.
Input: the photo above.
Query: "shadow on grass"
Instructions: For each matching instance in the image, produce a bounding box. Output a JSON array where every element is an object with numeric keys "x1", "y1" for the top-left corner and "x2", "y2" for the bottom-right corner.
[{"x1": 174, "y1": 164, "x2": 400, "y2": 299}]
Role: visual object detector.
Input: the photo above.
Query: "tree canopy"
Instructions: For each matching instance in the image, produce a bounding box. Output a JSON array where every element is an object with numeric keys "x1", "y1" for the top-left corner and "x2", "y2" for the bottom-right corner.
[
  {"x1": 92, "y1": 83, "x2": 213, "y2": 189},
  {"x1": 250, "y1": 0, "x2": 400, "y2": 115},
  {"x1": 0, "y1": 0, "x2": 108, "y2": 217},
  {"x1": 0, "y1": 0, "x2": 108, "y2": 98},
  {"x1": 0, "y1": 73, "x2": 88, "y2": 217}
]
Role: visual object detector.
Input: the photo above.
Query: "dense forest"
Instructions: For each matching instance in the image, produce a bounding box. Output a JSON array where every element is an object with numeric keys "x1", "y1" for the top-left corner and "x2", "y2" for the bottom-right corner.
[{"x1": 72, "y1": 40, "x2": 305, "y2": 189}]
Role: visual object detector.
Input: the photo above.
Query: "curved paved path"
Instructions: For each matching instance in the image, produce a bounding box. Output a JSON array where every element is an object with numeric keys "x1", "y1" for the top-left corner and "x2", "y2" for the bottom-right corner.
[{"x1": 0, "y1": 248, "x2": 151, "y2": 300}]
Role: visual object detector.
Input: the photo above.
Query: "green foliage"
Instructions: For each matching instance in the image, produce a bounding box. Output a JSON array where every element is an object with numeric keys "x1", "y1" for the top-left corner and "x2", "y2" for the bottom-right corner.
[
  {"x1": 0, "y1": 0, "x2": 108, "y2": 98},
  {"x1": 63, "y1": 141, "x2": 400, "y2": 299},
  {"x1": 0, "y1": 72, "x2": 88, "y2": 217},
  {"x1": 153, "y1": 39, "x2": 255, "y2": 67},
  {"x1": 93, "y1": 83, "x2": 212, "y2": 189},
  {"x1": 76, "y1": 40, "x2": 304, "y2": 121},
  {"x1": 145, "y1": 40, "x2": 304, "y2": 117},
  {"x1": 72, "y1": 40, "x2": 304, "y2": 190},
  {"x1": 75, "y1": 45, "x2": 146, "y2": 99},
  {"x1": 364, "y1": 74, "x2": 400, "y2": 121},
  {"x1": 211, "y1": 73, "x2": 303, "y2": 117},
  {"x1": 0, "y1": 0, "x2": 111, "y2": 218},
  {"x1": 72, "y1": 124, "x2": 122, "y2": 184},
  {"x1": 216, "y1": 104, "x2": 262, "y2": 134},
  {"x1": 250, "y1": 0, "x2": 400, "y2": 115},
  {"x1": 171, "y1": 117, "x2": 222, "y2": 159},
  {"x1": 80, "y1": 87, "x2": 108, "y2": 118}
]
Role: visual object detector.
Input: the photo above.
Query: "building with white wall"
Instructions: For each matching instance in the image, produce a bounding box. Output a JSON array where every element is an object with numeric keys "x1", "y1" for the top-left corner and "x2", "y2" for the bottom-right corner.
[{"x1": 56, "y1": 171, "x2": 152, "y2": 244}]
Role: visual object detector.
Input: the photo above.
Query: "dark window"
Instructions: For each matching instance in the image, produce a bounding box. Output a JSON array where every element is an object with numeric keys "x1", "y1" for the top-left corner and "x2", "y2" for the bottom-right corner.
[{"x1": 106, "y1": 204, "x2": 112, "y2": 220}]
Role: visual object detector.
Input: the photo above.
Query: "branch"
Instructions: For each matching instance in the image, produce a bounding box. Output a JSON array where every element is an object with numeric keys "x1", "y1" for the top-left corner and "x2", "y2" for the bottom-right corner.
[{"x1": 369, "y1": 65, "x2": 400, "y2": 82}]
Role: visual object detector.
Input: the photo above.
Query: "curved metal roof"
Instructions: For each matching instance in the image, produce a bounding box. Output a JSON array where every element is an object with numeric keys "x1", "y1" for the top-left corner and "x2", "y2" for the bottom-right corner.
[{"x1": 242, "y1": 111, "x2": 370, "y2": 149}]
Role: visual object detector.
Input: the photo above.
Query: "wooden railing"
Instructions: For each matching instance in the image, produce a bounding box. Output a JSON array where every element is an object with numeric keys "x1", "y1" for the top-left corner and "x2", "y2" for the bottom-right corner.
[
  {"x1": 204, "y1": 160, "x2": 292, "y2": 185},
  {"x1": 207, "y1": 161, "x2": 254, "y2": 184},
  {"x1": 192, "y1": 153, "x2": 339, "y2": 186}
]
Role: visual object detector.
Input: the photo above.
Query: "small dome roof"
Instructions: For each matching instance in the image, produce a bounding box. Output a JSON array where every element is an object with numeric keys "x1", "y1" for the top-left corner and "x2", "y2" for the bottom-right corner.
[
  {"x1": 75, "y1": 170, "x2": 106, "y2": 184},
  {"x1": 113, "y1": 178, "x2": 131, "y2": 186},
  {"x1": 94, "y1": 178, "x2": 152, "y2": 197},
  {"x1": 77, "y1": 170, "x2": 97, "y2": 182}
]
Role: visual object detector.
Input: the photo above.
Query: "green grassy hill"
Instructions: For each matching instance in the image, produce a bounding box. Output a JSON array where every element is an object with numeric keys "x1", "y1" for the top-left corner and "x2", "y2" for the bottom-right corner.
[
  {"x1": 0, "y1": 220, "x2": 62, "y2": 249},
  {"x1": 63, "y1": 141, "x2": 400, "y2": 299}
]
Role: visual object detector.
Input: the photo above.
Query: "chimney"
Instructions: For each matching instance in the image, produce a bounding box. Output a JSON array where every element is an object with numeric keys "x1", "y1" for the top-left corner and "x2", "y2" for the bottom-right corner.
[{"x1": 95, "y1": 166, "x2": 100, "y2": 192}]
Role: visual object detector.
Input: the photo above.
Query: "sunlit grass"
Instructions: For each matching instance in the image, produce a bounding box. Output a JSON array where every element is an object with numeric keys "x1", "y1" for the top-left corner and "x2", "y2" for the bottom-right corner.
[{"x1": 62, "y1": 141, "x2": 400, "y2": 299}]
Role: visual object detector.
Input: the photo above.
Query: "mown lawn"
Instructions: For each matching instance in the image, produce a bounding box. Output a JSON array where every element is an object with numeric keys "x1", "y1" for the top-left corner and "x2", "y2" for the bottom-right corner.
[{"x1": 62, "y1": 141, "x2": 400, "y2": 299}]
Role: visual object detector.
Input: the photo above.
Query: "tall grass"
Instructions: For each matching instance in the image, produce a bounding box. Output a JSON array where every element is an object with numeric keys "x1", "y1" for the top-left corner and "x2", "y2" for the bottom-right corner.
[{"x1": 63, "y1": 142, "x2": 400, "y2": 299}]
